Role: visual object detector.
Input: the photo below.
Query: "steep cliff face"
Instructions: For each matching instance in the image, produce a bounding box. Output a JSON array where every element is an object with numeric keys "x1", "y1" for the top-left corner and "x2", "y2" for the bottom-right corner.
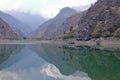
[
  {"x1": 77, "y1": 0, "x2": 120, "y2": 40},
  {"x1": 32, "y1": 7, "x2": 77, "y2": 39},
  {"x1": 0, "y1": 18, "x2": 19, "y2": 40}
]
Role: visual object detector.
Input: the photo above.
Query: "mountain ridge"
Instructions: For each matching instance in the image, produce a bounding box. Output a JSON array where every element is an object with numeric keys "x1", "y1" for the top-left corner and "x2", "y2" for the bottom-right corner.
[
  {"x1": 53, "y1": 0, "x2": 120, "y2": 40},
  {"x1": 0, "y1": 11, "x2": 27, "y2": 36},
  {"x1": 32, "y1": 7, "x2": 77, "y2": 39},
  {"x1": 0, "y1": 18, "x2": 20, "y2": 40},
  {"x1": 76, "y1": 0, "x2": 120, "y2": 40}
]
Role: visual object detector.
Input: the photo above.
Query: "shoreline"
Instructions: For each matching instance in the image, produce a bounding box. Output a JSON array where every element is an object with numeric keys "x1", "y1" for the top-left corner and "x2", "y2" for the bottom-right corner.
[
  {"x1": 0, "y1": 37, "x2": 120, "y2": 50},
  {"x1": 50, "y1": 37, "x2": 120, "y2": 50},
  {"x1": 0, "y1": 40, "x2": 50, "y2": 44}
]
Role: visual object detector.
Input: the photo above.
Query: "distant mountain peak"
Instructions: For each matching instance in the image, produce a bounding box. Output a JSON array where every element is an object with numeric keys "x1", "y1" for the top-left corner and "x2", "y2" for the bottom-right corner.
[
  {"x1": 55, "y1": 7, "x2": 77, "y2": 20},
  {"x1": 59, "y1": 7, "x2": 77, "y2": 13}
]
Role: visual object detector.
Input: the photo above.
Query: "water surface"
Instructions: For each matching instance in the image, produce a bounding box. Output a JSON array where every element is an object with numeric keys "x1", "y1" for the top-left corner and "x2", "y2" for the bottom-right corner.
[{"x1": 0, "y1": 43, "x2": 120, "y2": 80}]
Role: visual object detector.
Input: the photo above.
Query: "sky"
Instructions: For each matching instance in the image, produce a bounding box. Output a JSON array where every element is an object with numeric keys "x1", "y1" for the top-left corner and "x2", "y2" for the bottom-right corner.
[{"x1": 0, "y1": 0, "x2": 97, "y2": 18}]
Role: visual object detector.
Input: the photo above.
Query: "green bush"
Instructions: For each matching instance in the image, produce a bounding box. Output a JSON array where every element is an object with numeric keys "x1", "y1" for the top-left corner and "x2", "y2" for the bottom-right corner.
[
  {"x1": 114, "y1": 28, "x2": 120, "y2": 37},
  {"x1": 103, "y1": 31, "x2": 111, "y2": 37},
  {"x1": 62, "y1": 33, "x2": 77, "y2": 39},
  {"x1": 92, "y1": 33, "x2": 101, "y2": 38}
]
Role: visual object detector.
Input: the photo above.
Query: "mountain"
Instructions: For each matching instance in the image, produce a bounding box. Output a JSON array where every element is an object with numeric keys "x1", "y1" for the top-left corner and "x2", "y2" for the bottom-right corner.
[
  {"x1": 53, "y1": 11, "x2": 86, "y2": 39},
  {"x1": 0, "y1": 18, "x2": 19, "y2": 40},
  {"x1": 54, "y1": 7, "x2": 77, "y2": 21},
  {"x1": 32, "y1": 7, "x2": 77, "y2": 39},
  {"x1": 7, "y1": 11, "x2": 47, "y2": 33},
  {"x1": 0, "y1": 11, "x2": 30, "y2": 35},
  {"x1": 75, "y1": 0, "x2": 120, "y2": 40},
  {"x1": 30, "y1": 20, "x2": 53, "y2": 39},
  {"x1": 33, "y1": 0, "x2": 120, "y2": 40}
]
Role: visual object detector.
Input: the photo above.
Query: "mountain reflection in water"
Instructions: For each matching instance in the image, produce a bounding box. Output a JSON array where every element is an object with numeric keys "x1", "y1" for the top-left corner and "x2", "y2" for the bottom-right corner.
[{"x1": 0, "y1": 43, "x2": 120, "y2": 80}]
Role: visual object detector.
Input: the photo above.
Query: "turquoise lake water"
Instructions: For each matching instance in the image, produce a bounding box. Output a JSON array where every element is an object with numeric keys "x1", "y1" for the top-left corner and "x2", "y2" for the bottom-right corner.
[{"x1": 0, "y1": 43, "x2": 120, "y2": 80}]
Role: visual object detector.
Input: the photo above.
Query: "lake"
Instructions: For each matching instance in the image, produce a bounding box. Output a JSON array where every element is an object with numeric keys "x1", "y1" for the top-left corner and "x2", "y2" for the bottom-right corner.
[{"x1": 0, "y1": 43, "x2": 120, "y2": 80}]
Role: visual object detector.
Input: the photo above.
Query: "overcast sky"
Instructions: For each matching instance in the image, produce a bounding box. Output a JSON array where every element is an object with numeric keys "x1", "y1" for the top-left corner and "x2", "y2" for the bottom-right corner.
[{"x1": 0, "y1": 0, "x2": 97, "y2": 18}]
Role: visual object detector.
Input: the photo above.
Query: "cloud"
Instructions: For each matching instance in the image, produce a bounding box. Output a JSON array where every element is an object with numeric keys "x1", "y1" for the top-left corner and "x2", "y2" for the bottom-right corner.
[
  {"x1": 0, "y1": 67, "x2": 45, "y2": 80},
  {"x1": 40, "y1": 0, "x2": 97, "y2": 18},
  {"x1": 0, "y1": 0, "x2": 20, "y2": 10},
  {"x1": 61, "y1": 0, "x2": 97, "y2": 6},
  {"x1": 0, "y1": 64, "x2": 91, "y2": 80},
  {"x1": 41, "y1": 64, "x2": 91, "y2": 80},
  {"x1": 0, "y1": 0, "x2": 97, "y2": 18},
  {"x1": 40, "y1": 4, "x2": 64, "y2": 18},
  {"x1": 0, "y1": 0, "x2": 44, "y2": 11}
]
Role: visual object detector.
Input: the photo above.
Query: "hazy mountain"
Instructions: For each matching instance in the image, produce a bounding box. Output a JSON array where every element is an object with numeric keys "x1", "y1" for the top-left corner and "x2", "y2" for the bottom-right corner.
[
  {"x1": 29, "y1": 20, "x2": 53, "y2": 38},
  {"x1": 32, "y1": 7, "x2": 77, "y2": 39},
  {"x1": 0, "y1": 18, "x2": 20, "y2": 40},
  {"x1": 54, "y1": 7, "x2": 77, "y2": 21},
  {"x1": 0, "y1": 11, "x2": 30, "y2": 35},
  {"x1": 7, "y1": 11, "x2": 47, "y2": 33}
]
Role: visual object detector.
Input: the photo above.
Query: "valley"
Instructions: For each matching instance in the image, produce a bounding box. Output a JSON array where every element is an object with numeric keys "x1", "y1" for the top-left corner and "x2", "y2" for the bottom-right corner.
[
  {"x1": 0, "y1": 0, "x2": 120, "y2": 80},
  {"x1": 0, "y1": 0, "x2": 120, "y2": 47}
]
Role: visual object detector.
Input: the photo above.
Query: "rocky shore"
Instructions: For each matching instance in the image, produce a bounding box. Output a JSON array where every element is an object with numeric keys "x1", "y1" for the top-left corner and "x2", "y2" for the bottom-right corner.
[{"x1": 50, "y1": 37, "x2": 120, "y2": 50}]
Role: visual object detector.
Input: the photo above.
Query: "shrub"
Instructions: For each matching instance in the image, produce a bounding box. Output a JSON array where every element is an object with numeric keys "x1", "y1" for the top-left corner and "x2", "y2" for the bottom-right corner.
[
  {"x1": 103, "y1": 31, "x2": 111, "y2": 37},
  {"x1": 114, "y1": 28, "x2": 120, "y2": 37},
  {"x1": 62, "y1": 33, "x2": 77, "y2": 39},
  {"x1": 92, "y1": 33, "x2": 101, "y2": 38}
]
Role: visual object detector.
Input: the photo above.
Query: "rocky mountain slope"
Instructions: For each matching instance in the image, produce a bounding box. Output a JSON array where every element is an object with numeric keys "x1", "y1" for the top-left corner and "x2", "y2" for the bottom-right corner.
[
  {"x1": 75, "y1": 0, "x2": 120, "y2": 40},
  {"x1": 54, "y1": 11, "x2": 86, "y2": 39},
  {"x1": 32, "y1": 0, "x2": 120, "y2": 40},
  {"x1": 0, "y1": 18, "x2": 20, "y2": 40},
  {"x1": 32, "y1": 7, "x2": 77, "y2": 39}
]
